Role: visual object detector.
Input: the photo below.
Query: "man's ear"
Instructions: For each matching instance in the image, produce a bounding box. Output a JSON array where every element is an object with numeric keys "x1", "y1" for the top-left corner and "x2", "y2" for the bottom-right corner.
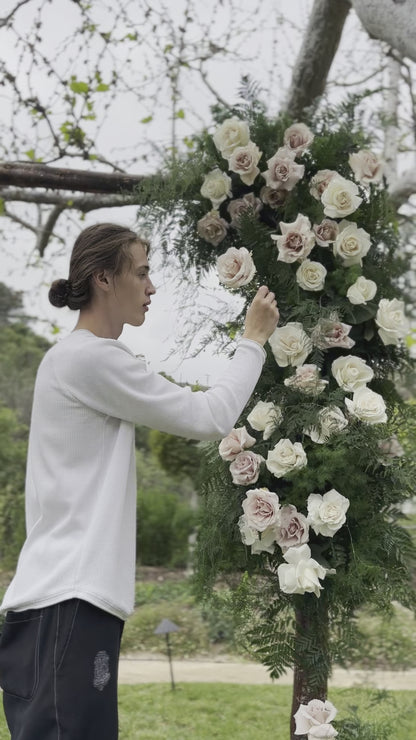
[{"x1": 92, "y1": 270, "x2": 111, "y2": 292}]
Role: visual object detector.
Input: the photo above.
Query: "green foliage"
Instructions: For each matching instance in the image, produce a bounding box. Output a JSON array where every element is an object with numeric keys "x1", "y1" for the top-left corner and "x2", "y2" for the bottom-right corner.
[{"x1": 0, "y1": 405, "x2": 27, "y2": 569}]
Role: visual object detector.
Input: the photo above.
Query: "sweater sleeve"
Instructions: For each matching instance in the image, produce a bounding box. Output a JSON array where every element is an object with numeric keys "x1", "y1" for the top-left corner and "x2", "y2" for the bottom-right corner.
[{"x1": 54, "y1": 337, "x2": 265, "y2": 441}]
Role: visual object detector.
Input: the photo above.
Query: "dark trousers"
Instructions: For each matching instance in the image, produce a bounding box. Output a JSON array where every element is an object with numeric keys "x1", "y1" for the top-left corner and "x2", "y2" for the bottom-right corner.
[{"x1": 0, "y1": 599, "x2": 124, "y2": 740}]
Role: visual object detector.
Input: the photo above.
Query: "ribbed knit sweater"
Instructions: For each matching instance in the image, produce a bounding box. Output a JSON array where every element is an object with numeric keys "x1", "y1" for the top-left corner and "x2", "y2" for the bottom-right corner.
[{"x1": 1, "y1": 330, "x2": 265, "y2": 619}]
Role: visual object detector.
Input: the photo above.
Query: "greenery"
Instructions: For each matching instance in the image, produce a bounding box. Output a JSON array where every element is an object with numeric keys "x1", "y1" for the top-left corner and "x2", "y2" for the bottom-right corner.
[{"x1": 0, "y1": 684, "x2": 414, "y2": 739}]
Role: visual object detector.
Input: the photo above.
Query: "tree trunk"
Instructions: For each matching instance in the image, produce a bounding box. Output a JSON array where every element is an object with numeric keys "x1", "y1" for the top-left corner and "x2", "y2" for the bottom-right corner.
[
  {"x1": 290, "y1": 599, "x2": 330, "y2": 740},
  {"x1": 351, "y1": 0, "x2": 416, "y2": 63},
  {"x1": 285, "y1": 0, "x2": 351, "y2": 120}
]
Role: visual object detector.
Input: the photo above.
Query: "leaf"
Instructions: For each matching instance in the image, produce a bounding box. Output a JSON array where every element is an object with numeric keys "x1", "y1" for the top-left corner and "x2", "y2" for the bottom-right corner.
[
  {"x1": 95, "y1": 83, "x2": 109, "y2": 92},
  {"x1": 25, "y1": 149, "x2": 36, "y2": 161},
  {"x1": 0, "y1": 199, "x2": 5, "y2": 216},
  {"x1": 69, "y1": 80, "x2": 89, "y2": 94},
  {"x1": 176, "y1": 109, "x2": 185, "y2": 119},
  {"x1": 140, "y1": 115, "x2": 153, "y2": 124}
]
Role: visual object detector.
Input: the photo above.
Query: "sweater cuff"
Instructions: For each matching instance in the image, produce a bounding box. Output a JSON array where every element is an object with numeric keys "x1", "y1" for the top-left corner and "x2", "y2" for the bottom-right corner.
[{"x1": 237, "y1": 338, "x2": 267, "y2": 363}]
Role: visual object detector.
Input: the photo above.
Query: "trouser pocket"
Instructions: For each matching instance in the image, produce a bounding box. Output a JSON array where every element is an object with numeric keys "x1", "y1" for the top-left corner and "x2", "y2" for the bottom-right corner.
[{"x1": 0, "y1": 609, "x2": 43, "y2": 700}]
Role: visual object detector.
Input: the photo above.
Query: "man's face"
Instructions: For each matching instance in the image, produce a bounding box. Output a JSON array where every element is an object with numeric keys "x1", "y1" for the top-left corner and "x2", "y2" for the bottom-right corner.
[{"x1": 112, "y1": 241, "x2": 156, "y2": 327}]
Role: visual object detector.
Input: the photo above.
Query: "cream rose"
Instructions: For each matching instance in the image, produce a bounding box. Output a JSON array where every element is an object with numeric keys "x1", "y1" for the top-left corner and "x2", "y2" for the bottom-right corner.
[
  {"x1": 197, "y1": 210, "x2": 229, "y2": 246},
  {"x1": 333, "y1": 220, "x2": 371, "y2": 266},
  {"x1": 218, "y1": 426, "x2": 256, "y2": 461},
  {"x1": 305, "y1": 406, "x2": 348, "y2": 444},
  {"x1": 241, "y1": 488, "x2": 281, "y2": 532},
  {"x1": 277, "y1": 543, "x2": 327, "y2": 597},
  {"x1": 262, "y1": 146, "x2": 305, "y2": 191},
  {"x1": 313, "y1": 218, "x2": 339, "y2": 247},
  {"x1": 349, "y1": 149, "x2": 384, "y2": 184},
  {"x1": 296, "y1": 259, "x2": 327, "y2": 291},
  {"x1": 284, "y1": 364, "x2": 328, "y2": 395},
  {"x1": 266, "y1": 438, "x2": 307, "y2": 478},
  {"x1": 311, "y1": 319, "x2": 355, "y2": 350},
  {"x1": 331, "y1": 355, "x2": 374, "y2": 392},
  {"x1": 227, "y1": 193, "x2": 262, "y2": 227},
  {"x1": 200, "y1": 168, "x2": 232, "y2": 208},
  {"x1": 375, "y1": 298, "x2": 408, "y2": 345},
  {"x1": 216, "y1": 247, "x2": 256, "y2": 288},
  {"x1": 309, "y1": 169, "x2": 337, "y2": 200},
  {"x1": 247, "y1": 400, "x2": 282, "y2": 440},
  {"x1": 321, "y1": 175, "x2": 363, "y2": 218},
  {"x1": 345, "y1": 387, "x2": 387, "y2": 424},
  {"x1": 271, "y1": 214, "x2": 315, "y2": 263},
  {"x1": 213, "y1": 116, "x2": 250, "y2": 158},
  {"x1": 347, "y1": 276, "x2": 377, "y2": 304},
  {"x1": 229, "y1": 450, "x2": 263, "y2": 486},
  {"x1": 294, "y1": 700, "x2": 338, "y2": 738},
  {"x1": 307, "y1": 490, "x2": 350, "y2": 537},
  {"x1": 237, "y1": 515, "x2": 259, "y2": 546},
  {"x1": 228, "y1": 141, "x2": 262, "y2": 186},
  {"x1": 283, "y1": 122, "x2": 314, "y2": 155},
  {"x1": 269, "y1": 322, "x2": 313, "y2": 367},
  {"x1": 275, "y1": 505, "x2": 309, "y2": 550}
]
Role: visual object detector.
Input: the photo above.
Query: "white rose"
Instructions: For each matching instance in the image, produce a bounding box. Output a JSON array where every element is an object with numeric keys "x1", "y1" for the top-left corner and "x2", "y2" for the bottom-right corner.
[
  {"x1": 277, "y1": 543, "x2": 327, "y2": 597},
  {"x1": 349, "y1": 149, "x2": 384, "y2": 184},
  {"x1": 375, "y1": 298, "x2": 408, "y2": 345},
  {"x1": 251, "y1": 526, "x2": 277, "y2": 555},
  {"x1": 331, "y1": 355, "x2": 374, "y2": 392},
  {"x1": 307, "y1": 489, "x2": 350, "y2": 537},
  {"x1": 228, "y1": 141, "x2": 262, "y2": 186},
  {"x1": 218, "y1": 426, "x2": 256, "y2": 461},
  {"x1": 200, "y1": 168, "x2": 232, "y2": 208},
  {"x1": 247, "y1": 401, "x2": 282, "y2": 440},
  {"x1": 294, "y1": 700, "x2": 338, "y2": 737},
  {"x1": 313, "y1": 219, "x2": 339, "y2": 247},
  {"x1": 333, "y1": 220, "x2": 371, "y2": 266},
  {"x1": 345, "y1": 387, "x2": 387, "y2": 424},
  {"x1": 308, "y1": 725, "x2": 339, "y2": 738},
  {"x1": 283, "y1": 122, "x2": 314, "y2": 155},
  {"x1": 262, "y1": 147, "x2": 305, "y2": 191},
  {"x1": 305, "y1": 407, "x2": 348, "y2": 444},
  {"x1": 271, "y1": 213, "x2": 315, "y2": 263},
  {"x1": 309, "y1": 170, "x2": 337, "y2": 200},
  {"x1": 347, "y1": 276, "x2": 377, "y2": 304},
  {"x1": 241, "y1": 488, "x2": 281, "y2": 532},
  {"x1": 238, "y1": 514, "x2": 259, "y2": 546},
  {"x1": 296, "y1": 260, "x2": 327, "y2": 291},
  {"x1": 321, "y1": 175, "x2": 363, "y2": 218},
  {"x1": 197, "y1": 210, "x2": 229, "y2": 246},
  {"x1": 266, "y1": 438, "x2": 307, "y2": 478},
  {"x1": 213, "y1": 116, "x2": 250, "y2": 158},
  {"x1": 284, "y1": 364, "x2": 328, "y2": 395},
  {"x1": 269, "y1": 322, "x2": 313, "y2": 367},
  {"x1": 216, "y1": 247, "x2": 256, "y2": 288}
]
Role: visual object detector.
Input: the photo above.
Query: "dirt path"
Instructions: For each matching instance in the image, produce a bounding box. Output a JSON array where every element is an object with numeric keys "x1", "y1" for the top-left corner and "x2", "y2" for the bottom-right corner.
[{"x1": 119, "y1": 656, "x2": 416, "y2": 690}]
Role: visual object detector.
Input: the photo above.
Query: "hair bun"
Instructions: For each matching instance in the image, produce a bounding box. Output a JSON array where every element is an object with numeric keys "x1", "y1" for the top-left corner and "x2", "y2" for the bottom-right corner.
[{"x1": 49, "y1": 278, "x2": 71, "y2": 308}]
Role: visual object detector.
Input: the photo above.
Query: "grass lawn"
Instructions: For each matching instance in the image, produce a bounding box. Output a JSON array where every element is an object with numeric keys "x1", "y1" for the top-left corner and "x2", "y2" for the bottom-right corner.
[{"x1": 1, "y1": 684, "x2": 414, "y2": 739}]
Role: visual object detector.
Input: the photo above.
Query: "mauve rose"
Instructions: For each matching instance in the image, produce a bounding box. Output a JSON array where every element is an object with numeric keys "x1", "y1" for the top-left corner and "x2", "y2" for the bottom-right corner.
[
  {"x1": 309, "y1": 169, "x2": 337, "y2": 200},
  {"x1": 229, "y1": 450, "x2": 263, "y2": 486},
  {"x1": 218, "y1": 426, "x2": 256, "y2": 461},
  {"x1": 283, "y1": 122, "x2": 314, "y2": 155},
  {"x1": 311, "y1": 318, "x2": 355, "y2": 350},
  {"x1": 275, "y1": 504, "x2": 309, "y2": 549},
  {"x1": 197, "y1": 210, "x2": 229, "y2": 246},
  {"x1": 271, "y1": 213, "x2": 315, "y2": 263},
  {"x1": 216, "y1": 247, "x2": 256, "y2": 288},
  {"x1": 242, "y1": 488, "x2": 281, "y2": 531},
  {"x1": 228, "y1": 141, "x2": 262, "y2": 186},
  {"x1": 349, "y1": 149, "x2": 384, "y2": 184},
  {"x1": 262, "y1": 146, "x2": 305, "y2": 191},
  {"x1": 313, "y1": 219, "x2": 339, "y2": 247},
  {"x1": 260, "y1": 186, "x2": 288, "y2": 209},
  {"x1": 227, "y1": 193, "x2": 262, "y2": 227}
]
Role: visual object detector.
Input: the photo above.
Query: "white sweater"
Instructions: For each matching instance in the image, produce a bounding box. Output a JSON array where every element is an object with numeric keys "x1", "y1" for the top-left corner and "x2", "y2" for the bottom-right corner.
[{"x1": 1, "y1": 330, "x2": 265, "y2": 620}]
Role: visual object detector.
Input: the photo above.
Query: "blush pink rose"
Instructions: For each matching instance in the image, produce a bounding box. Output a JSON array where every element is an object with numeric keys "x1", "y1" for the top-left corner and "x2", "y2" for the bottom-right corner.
[
  {"x1": 275, "y1": 504, "x2": 309, "y2": 549},
  {"x1": 218, "y1": 426, "x2": 256, "y2": 461},
  {"x1": 262, "y1": 147, "x2": 305, "y2": 191},
  {"x1": 271, "y1": 214, "x2": 315, "y2": 263},
  {"x1": 283, "y1": 122, "x2": 314, "y2": 155},
  {"x1": 241, "y1": 488, "x2": 280, "y2": 531},
  {"x1": 229, "y1": 451, "x2": 263, "y2": 486},
  {"x1": 216, "y1": 247, "x2": 256, "y2": 288},
  {"x1": 309, "y1": 169, "x2": 337, "y2": 200},
  {"x1": 311, "y1": 319, "x2": 355, "y2": 350}
]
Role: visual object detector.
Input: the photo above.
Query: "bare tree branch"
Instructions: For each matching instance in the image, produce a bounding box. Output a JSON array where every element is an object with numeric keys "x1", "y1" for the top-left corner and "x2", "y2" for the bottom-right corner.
[
  {"x1": 285, "y1": 0, "x2": 351, "y2": 119},
  {"x1": 36, "y1": 204, "x2": 67, "y2": 257},
  {"x1": 0, "y1": 188, "x2": 144, "y2": 210},
  {"x1": 0, "y1": 0, "x2": 32, "y2": 27},
  {"x1": 0, "y1": 163, "x2": 145, "y2": 193}
]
